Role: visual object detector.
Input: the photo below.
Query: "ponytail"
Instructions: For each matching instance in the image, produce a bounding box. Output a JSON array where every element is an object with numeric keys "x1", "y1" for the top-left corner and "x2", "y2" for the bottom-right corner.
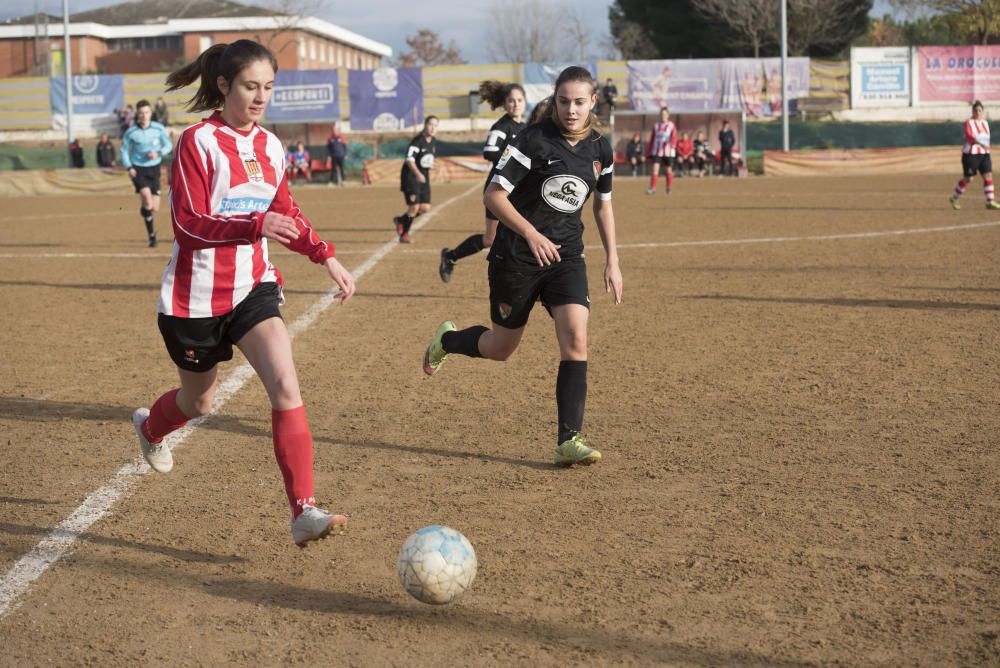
[{"x1": 165, "y1": 40, "x2": 277, "y2": 113}]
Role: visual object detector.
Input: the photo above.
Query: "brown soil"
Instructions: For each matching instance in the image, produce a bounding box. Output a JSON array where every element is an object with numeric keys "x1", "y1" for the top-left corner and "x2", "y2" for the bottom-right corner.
[{"x1": 0, "y1": 174, "x2": 997, "y2": 667}]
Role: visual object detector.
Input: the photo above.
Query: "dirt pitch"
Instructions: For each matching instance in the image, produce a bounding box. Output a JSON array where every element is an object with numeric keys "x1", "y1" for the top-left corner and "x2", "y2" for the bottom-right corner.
[{"x1": 0, "y1": 174, "x2": 997, "y2": 667}]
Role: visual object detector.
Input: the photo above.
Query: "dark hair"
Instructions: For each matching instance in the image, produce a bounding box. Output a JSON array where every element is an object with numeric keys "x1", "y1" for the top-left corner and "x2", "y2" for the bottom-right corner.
[
  {"x1": 424, "y1": 115, "x2": 439, "y2": 128},
  {"x1": 165, "y1": 40, "x2": 278, "y2": 113},
  {"x1": 660, "y1": 106, "x2": 669, "y2": 114},
  {"x1": 136, "y1": 99, "x2": 151, "y2": 110},
  {"x1": 479, "y1": 80, "x2": 526, "y2": 111},
  {"x1": 973, "y1": 99, "x2": 984, "y2": 112},
  {"x1": 528, "y1": 96, "x2": 552, "y2": 124},
  {"x1": 549, "y1": 66, "x2": 600, "y2": 141}
]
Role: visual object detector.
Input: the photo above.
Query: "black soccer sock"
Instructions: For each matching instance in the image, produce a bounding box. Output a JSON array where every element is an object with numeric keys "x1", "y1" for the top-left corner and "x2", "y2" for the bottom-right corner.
[
  {"x1": 441, "y1": 325, "x2": 487, "y2": 358},
  {"x1": 449, "y1": 234, "x2": 485, "y2": 262},
  {"x1": 556, "y1": 360, "x2": 588, "y2": 444},
  {"x1": 140, "y1": 207, "x2": 154, "y2": 236},
  {"x1": 398, "y1": 213, "x2": 413, "y2": 234}
]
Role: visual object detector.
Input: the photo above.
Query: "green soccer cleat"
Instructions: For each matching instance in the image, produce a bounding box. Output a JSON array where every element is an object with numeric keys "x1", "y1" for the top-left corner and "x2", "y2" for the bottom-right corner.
[
  {"x1": 422, "y1": 320, "x2": 456, "y2": 376},
  {"x1": 553, "y1": 434, "x2": 602, "y2": 467},
  {"x1": 949, "y1": 196, "x2": 961, "y2": 210},
  {"x1": 986, "y1": 200, "x2": 1000, "y2": 210}
]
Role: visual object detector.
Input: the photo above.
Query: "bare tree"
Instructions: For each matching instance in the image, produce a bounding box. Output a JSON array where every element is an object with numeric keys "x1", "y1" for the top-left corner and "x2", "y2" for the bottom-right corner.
[
  {"x1": 396, "y1": 29, "x2": 466, "y2": 67},
  {"x1": 245, "y1": 0, "x2": 324, "y2": 54},
  {"x1": 607, "y1": 15, "x2": 658, "y2": 59},
  {"x1": 692, "y1": 0, "x2": 778, "y2": 58},
  {"x1": 787, "y1": 0, "x2": 873, "y2": 55},
  {"x1": 488, "y1": 0, "x2": 594, "y2": 62}
]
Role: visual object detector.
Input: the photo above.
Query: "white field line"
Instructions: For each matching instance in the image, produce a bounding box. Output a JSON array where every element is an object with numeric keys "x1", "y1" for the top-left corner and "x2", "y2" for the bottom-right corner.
[
  {"x1": 4, "y1": 220, "x2": 998, "y2": 261},
  {"x1": 0, "y1": 182, "x2": 481, "y2": 620}
]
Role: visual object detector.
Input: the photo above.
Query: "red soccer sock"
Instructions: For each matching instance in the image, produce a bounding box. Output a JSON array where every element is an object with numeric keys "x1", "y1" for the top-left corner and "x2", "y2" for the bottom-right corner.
[
  {"x1": 953, "y1": 180, "x2": 968, "y2": 199},
  {"x1": 666, "y1": 171, "x2": 674, "y2": 190},
  {"x1": 649, "y1": 173, "x2": 658, "y2": 190},
  {"x1": 272, "y1": 406, "x2": 316, "y2": 518},
  {"x1": 985, "y1": 179, "x2": 994, "y2": 202},
  {"x1": 142, "y1": 388, "x2": 190, "y2": 444}
]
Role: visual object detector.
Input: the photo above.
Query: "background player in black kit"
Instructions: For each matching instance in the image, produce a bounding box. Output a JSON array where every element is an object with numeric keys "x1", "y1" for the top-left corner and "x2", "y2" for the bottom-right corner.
[
  {"x1": 422, "y1": 66, "x2": 623, "y2": 467},
  {"x1": 438, "y1": 81, "x2": 526, "y2": 284},
  {"x1": 393, "y1": 115, "x2": 439, "y2": 243}
]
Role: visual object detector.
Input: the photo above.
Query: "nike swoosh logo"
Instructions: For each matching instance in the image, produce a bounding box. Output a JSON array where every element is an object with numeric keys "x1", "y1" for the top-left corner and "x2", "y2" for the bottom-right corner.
[{"x1": 548, "y1": 159, "x2": 561, "y2": 165}]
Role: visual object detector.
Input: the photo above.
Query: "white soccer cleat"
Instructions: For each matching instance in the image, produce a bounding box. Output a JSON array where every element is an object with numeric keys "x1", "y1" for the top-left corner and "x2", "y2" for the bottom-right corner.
[
  {"x1": 133, "y1": 408, "x2": 173, "y2": 473},
  {"x1": 291, "y1": 505, "x2": 347, "y2": 548}
]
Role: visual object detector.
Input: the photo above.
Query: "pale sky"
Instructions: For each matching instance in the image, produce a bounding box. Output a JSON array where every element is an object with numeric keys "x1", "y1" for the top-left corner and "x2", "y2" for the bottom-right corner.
[{"x1": 2, "y1": 0, "x2": 618, "y2": 63}]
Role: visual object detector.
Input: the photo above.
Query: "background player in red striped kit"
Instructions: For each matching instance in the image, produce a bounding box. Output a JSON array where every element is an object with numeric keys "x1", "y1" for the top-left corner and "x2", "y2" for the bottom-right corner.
[
  {"x1": 132, "y1": 40, "x2": 357, "y2": 547},
  {"x1": 950, "y1": 100, "x2": 1000, "y2": 210},
  {"x1": 646, "y1": 106, "x2": 677, "y2": 195}
]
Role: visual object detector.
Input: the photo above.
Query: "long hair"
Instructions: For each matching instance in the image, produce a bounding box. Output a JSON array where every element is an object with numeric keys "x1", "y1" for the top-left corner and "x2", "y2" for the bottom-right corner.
[
  {"x1": 528, "y1": 96, "x2": 552, "y2": 124},
  {"x1": 479, "y1": 80, "x2": 526, "y2": 111},
  {"x1": 165, "y1": 40, "x2": 278, "y2": 113},
  {"x1": 548, "y1": 66, "x2": 600, "y2": 142}
]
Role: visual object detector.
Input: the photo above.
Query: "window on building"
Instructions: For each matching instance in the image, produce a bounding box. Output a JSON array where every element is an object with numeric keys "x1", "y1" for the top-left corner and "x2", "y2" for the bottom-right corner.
[{"x1": 107, "y1": 35, "x2": 183, "y2": 51}]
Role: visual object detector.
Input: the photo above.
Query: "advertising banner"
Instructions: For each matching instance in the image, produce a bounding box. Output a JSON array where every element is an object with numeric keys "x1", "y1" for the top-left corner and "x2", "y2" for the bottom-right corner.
[
  {"x1": 50, "y1": 74, "x2": 124, "y2": 131},
  {"x1": 348, "y1": 67, "x2": 422, "y2": 131},
  {"x1": 851, "y1": 47, "x2": 911, "y2": 107},
  {"x1": 719, "y1": 58, "x2": 810, "y2": 117},
  {"x1": 266, "y1": 69, "x2": 339, "y2": 123},
  {"x1": 918, "y1": 46, "x2": 1000, "y2": 102}
]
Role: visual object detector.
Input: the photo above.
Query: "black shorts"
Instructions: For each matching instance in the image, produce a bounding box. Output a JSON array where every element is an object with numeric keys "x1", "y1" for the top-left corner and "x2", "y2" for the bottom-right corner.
[
  {"x1": 402, "y1": 177, "x2": 431, "y2": 205},
  {"x1": 963, "y1": 153, "x2": 992, "y2": 178},
  {"x1": 488, "y1": 257, "x2": 589, "y2": 329},
  {"x1": 655, "y1": 155, "x2": 673, "y2": 168},
  {"x1": 157, "y1": 282, "x2": 282, "y2": 372},
  {"x1": 131, "y1": 164, "x2": 162, "y2": 195}
]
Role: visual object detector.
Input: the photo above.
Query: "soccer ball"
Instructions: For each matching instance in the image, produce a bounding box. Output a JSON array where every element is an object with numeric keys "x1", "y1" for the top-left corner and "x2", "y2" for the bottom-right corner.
[{"x1": 397, "y1": 525, "x2": 477, "y2": 605}]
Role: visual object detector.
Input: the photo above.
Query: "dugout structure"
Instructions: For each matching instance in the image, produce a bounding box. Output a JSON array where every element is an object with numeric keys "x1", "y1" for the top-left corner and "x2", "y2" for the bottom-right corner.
[{"x1": 609, "y1": 109, "x2": 747, "y2": 172}]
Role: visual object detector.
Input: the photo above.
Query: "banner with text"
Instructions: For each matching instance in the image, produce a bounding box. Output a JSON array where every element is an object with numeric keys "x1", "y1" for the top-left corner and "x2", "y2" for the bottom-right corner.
[
  {"x1": 851, "y1": 47, "x2": 911, "y2": 107},
  {"x1": 348, "y1": 67, "x2": 422, "y2": 131},
  {"x1": 50, "y1": 74, "x2": 124, "y2": 131},
  {"x1": 266, "y1": 69, "x2": 339, "y2": 123},
  {"x1": 918, "y1": 46, "x2": 1000, "y2": 102},
  {"x1": 719, "y1": 58, "x2": 810, "y2": 118}
]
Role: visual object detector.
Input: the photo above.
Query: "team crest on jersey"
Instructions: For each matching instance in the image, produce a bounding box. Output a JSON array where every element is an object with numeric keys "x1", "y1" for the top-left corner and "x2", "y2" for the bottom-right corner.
[
  {"x1": 241, "y1": 151, "x2": 263, "y2": 182},
  {"x1": 496, "y1": 146, "x2": 512, "y2": 170},
  {"x1": 593, "y1": 161, "x2": 601, "y2": 179},
  {"x1": 498, "y1": 303, "x2": 512, "y2": 320}
]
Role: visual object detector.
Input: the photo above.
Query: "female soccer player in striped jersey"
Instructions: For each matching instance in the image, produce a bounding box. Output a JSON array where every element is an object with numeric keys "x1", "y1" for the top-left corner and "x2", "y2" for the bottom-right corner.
[
  {"x1": 950, "y1": 100, "x2": 1000, "y2": 210},
  {"x1": 438, "y1": 81, "x2": 526, "y2": 284},
  {"x1": 646, "y1": 106, "x2": 677, "y2": 195},
  {"x1": 422, "y1": 66, "x2": 623, "y2": 467},
  {"x1": 132, "y1": 40, "x2": 357, "y2": 547}
]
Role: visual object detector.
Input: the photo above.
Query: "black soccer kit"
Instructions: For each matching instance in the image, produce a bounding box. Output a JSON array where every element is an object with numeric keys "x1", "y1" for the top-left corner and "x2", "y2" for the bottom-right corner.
[
  {"x1": 487, "y1": 118, "x2": 614, "y2": 329},
  {"x1": 400, "y1": 133, "x2": 436, "y2": 204},
  {"x1": 482, "y1": 114, "x2": 527, "y2": 220}
]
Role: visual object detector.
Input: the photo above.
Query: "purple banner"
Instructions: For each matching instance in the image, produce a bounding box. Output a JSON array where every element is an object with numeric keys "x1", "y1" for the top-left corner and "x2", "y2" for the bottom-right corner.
[
  {"x1": 628, "y1": 60, "x2": 721, "y2": 112},
  {"x1": 348, "y1": 67, "x2": 423, "y2": 131},
  {"x1": 266, "y1": 69, "x2": 339, "y2": 123},
  {"x1": 628, "y1": 58, "x2": 809, "y2": 117}
]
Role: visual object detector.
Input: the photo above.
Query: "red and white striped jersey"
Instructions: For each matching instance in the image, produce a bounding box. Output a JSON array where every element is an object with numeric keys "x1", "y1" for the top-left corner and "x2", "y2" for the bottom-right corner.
[
  {"x1": 160, "y1": 113, "x2": 335, "y2": 318},
  {"x1": 963, "y1": 119, "x2": 990, "y2": 155},
  {"x1": 649, "y1": 120, "x2": 678, "y2": 158}
]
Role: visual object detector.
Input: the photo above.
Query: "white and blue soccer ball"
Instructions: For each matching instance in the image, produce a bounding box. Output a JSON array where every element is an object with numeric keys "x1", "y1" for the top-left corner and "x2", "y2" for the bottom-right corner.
[{"x1": 397, "y1": 525, "x2": 477, "y2": 605}]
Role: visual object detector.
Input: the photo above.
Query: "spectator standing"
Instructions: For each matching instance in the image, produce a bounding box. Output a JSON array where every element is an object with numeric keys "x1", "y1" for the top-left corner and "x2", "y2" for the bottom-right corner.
[
  {"x1": 152, "y1": 96, "x2": 170, "y2": 126},
  {"x1": 326, "y1": 123, "x2": 347, "y2": 186},
  {"x1": 625, "y1": 131, "x2": 644, "y2": 177},
  {"x1": 69, "y1": 139, "x2": 85, "y2": 168},
  {"x1": 719, "y1": 120, "x2": 736, "y2": 176},
  {"x1": 602, "y1": 77, "x2": 618, "y2": 114},
  {"x1": 96, "y1": 132, "x2": 116, "y2": 167}
]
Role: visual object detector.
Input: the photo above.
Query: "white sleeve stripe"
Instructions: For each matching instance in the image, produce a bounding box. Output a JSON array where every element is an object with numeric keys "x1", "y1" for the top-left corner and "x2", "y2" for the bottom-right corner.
[
  {"x1": 598, "y1": 191, "x2": 612, "y2": 201},
  {"x1": 491, "y1": 130, "x2": 507, "y2": 140},
  {"x1": 484, "y1": 146, "x2": 501, "y2": 152},
  {"x1": 506, "y1": 144, "x2": 531, "y2": 169},
  {"x1": 600, "y1": 165, "x2": 614, "y2": 175},
  {"x1": 491, "y1": 174, "x2": 515, "y2": 192}
]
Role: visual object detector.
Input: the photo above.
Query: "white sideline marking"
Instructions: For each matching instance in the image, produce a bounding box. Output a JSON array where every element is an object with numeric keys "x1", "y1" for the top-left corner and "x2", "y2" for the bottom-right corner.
[
  {"x1": 0, "y1": 249, "x2": 383, "y2": 259},
  {"x1": 4, "y1": 221, "x2": 997, "y2": 261},
  {"x1": 0, "y1": 182, "x2": 481, "y2": 620}
]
